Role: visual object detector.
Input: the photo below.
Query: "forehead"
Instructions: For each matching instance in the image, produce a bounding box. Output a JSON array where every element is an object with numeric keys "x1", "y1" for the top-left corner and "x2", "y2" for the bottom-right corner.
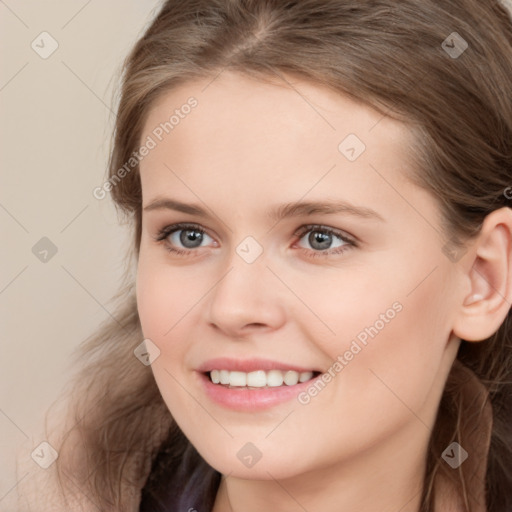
[
  {"x1": 141, "y1": 71, "x2": 414, "y2": 155},
  {"x1": 138, "y1": 71, "x2": 423, "y2": 218}
]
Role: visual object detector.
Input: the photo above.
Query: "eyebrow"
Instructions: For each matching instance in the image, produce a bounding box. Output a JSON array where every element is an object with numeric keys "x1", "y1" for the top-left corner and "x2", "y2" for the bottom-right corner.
[{"x1": 143, "y1": 197, "x2": 384, "y2": 222}]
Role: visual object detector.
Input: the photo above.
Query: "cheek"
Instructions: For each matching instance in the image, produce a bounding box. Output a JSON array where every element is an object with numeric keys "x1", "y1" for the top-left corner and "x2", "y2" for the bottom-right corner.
[
  {"x1": 136, "y1": 254, "x2": 201, "y2": 341},
  {"x1": 135, "y1": 257, "x2": 196, "y2": 418},
  {"x1": 338, "y1": 273, "x2": 452, "y2": 419},
  {"x1": 305, "y1": 255, "x2": 454, "y2": 422},
  {"x1": 136, "y1": 265, "x2": 170, "y2": 340},
  {"x1": 135, "y1": 254, "x2": 213, "y2": 403}
]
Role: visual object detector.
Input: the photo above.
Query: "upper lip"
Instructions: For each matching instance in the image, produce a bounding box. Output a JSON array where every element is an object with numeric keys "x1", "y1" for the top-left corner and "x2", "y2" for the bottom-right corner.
[{"x1": 197, "y1": 357, "x2": 320, "y2": 374}]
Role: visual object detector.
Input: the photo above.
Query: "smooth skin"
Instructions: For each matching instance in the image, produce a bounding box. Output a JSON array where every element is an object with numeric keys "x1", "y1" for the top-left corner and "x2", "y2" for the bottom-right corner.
[{"x1": 135, "y1": 71, "x2": 512, "y2": 512}]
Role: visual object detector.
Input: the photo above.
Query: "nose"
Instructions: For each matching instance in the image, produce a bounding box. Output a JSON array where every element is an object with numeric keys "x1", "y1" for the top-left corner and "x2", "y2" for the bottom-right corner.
[{"x1": 205, "y1": 250, "x2": 287, "y2": 338}]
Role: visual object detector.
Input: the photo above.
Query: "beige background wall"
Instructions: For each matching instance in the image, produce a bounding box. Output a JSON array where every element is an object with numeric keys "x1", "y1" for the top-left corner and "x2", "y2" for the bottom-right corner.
[
  {"x1": 1, "y1": 0, "x2": 512, "y2": 509},
  {"x1": 0, "y1": 1, "x2": 161, "y2": 507}
]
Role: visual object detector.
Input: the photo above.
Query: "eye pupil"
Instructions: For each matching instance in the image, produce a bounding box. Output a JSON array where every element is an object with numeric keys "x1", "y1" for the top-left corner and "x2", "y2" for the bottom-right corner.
[
  {"x1": 180, "y1": 229, "x2": 203, "y2": 248},
  {"x1": 309, "y1": 231, "x2": 332, "y2": 250}
]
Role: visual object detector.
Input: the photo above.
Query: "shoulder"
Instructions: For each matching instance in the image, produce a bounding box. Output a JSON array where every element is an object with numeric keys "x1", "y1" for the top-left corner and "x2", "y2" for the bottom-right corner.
[{"x1": 139, "y1": 442, "x2": 221, "y2": 512}]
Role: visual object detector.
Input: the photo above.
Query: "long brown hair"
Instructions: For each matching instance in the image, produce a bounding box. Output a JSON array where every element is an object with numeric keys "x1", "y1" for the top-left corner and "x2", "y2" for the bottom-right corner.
[{"x1": 30, "y1": 1, "x2": 512, "y2": 510}]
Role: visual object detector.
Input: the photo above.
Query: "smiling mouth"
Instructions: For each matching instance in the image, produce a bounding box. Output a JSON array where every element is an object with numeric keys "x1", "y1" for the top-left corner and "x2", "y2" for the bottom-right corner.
[{"x1": 205, "y1": 369, "x2": 322, "y2": 388}]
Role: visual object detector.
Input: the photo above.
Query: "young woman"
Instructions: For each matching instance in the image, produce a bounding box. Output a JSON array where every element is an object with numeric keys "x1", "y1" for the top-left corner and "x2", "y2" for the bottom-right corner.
[{"x1": 13, "y1": 1, "x2": 512, "y2": 511}]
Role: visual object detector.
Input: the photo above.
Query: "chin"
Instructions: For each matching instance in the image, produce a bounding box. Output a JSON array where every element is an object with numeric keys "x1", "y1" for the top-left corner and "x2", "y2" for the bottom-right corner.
[{"x1": 202, "y1": 447, "x2": 310, "y2": 480}]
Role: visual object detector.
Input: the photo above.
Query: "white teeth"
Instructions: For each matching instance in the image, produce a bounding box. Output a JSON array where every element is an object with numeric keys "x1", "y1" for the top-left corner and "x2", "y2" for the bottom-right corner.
[
  {"x1": 299, "y1": 371, "x2": 313, "y2": 382},
  {"x1": 283, "y1": 371, "x2": 299, "y2": 385},
  {"x1": 229, "y1": 371, "x2": 247, "y2": 387},
  {"x1": 266, "y1": 369, "x2": 284, "y2": 387},
  {"x1": 208, "y1": 369, "x2": 316, "y2": 387},
  {"x1": 247, "y1": 370, "x2": 267, "y2": 387}
]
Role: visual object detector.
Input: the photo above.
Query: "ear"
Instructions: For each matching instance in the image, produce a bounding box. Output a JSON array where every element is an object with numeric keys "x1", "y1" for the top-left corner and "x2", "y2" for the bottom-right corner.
[{"x1": 452, "y1": 207, "x2": 512, "y2": 342}]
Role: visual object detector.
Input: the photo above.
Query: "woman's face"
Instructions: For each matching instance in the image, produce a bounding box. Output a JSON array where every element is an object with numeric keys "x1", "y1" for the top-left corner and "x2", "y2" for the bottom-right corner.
[{"x1": 136, "y1": 71, "x2": 463, "y2": 480}]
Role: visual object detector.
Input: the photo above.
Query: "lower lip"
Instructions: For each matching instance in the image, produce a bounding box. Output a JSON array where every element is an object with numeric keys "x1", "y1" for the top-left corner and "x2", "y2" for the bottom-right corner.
[{"x1": 196, "y1": 371, "x2": 321, "y2": 411}]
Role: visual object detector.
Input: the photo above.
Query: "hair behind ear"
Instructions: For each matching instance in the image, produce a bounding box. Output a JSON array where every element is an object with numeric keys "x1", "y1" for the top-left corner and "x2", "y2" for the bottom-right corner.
[{"x1": 456, "y1": 315, "x2": 512, "y2": 512}]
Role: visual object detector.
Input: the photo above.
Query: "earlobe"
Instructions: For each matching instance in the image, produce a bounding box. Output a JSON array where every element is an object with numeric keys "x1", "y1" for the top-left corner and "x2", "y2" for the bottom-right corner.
[{"x1": 452, "y1": 207, "x2": 512, "y2": 342}]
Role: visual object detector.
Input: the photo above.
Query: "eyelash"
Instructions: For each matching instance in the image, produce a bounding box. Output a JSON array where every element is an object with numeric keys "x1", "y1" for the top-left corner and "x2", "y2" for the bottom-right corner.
[{"x1": 153, "y1": 222, "x2": 357, "y2": 259}]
